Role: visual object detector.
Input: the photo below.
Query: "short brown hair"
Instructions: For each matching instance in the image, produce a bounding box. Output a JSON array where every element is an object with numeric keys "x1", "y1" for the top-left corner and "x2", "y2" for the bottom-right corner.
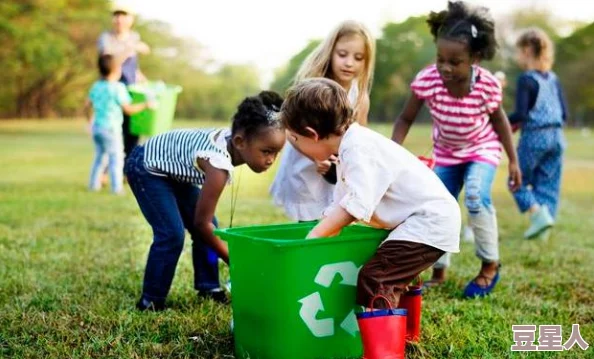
[
  {"x1": 98, "y1": 54, "x2": 118, "y2": 77},
  {"x1": 281, "y1": 78, "x2": 354, "y2": 139}
]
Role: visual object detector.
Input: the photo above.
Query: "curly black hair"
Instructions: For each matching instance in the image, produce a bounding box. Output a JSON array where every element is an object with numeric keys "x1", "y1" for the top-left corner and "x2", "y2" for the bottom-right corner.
[
  {"x1": 231, "y1": 91, "x2": 284, "y2": 140},
  {"x1": 427, "y1": 1, "x2": 498, "y2": 60}
]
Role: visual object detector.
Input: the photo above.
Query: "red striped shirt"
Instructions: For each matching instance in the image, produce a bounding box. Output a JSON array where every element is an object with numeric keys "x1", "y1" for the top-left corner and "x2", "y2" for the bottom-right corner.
[{"x1": 411, "y1": 64, "x2": 503, "y2": 166}]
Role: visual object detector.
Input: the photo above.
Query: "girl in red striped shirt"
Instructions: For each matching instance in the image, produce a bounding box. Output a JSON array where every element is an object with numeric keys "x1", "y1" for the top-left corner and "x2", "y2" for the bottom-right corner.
[{"x1": 392, "y1": 1, "x2": 521, "y2": 298}]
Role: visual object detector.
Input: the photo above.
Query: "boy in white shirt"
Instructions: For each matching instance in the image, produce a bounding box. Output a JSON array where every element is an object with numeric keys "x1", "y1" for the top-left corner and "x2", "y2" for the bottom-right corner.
[{"x1": 280, "y1": 78, "x2": 462, "y2": 308}]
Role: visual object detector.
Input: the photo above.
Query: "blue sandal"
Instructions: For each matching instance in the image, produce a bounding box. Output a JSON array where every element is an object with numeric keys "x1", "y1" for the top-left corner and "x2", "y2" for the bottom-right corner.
[{"x1": 463, "y1": 264, "x2": 501, "y2": 298}]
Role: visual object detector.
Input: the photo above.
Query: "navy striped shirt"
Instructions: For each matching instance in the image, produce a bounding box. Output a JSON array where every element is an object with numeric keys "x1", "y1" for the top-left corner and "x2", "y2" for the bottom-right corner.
[{"x1": 144, "y1": 128, "x2": 233, "y2": 184}]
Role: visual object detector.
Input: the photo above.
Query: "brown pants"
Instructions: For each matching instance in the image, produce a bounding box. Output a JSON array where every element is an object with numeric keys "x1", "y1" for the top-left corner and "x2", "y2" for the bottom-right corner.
[{"x1": 356, "y1": 240, "x2": 445, "y2": 309}]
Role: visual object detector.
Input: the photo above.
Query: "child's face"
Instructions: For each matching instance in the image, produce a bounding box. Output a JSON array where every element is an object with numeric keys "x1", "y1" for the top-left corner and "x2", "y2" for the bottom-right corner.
[
  {"x1": 286, "y1": 129, "x2": 332, "y2": 162},
  {"x1": 112, "y1": 12, "x2": 134, "y2": 33},
  {"x1": 330, "y1": 34, "x2": 366, "y2": 87},
  {"x1": 236, "y1": 128, "x2": 285, "y2": 173},
  {"x1": 515, "y1": 46, "x2": 532, "y2": 70},
  {"x1": 436, "y1": 38, "x2": 475, "y2": 85}
]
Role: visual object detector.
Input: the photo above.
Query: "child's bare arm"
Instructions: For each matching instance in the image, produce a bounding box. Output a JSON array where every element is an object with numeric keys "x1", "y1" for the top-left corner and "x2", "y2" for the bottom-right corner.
[
  {"x1": 490, "y1": 107, "x2": 522, "y2": 191},
  {"x1": 83, "y1": 99, "x2": 93, "y2": 122},
  {"x1": 122, "y1": 102, "x2": 150, "y2": 115},
  {"x1": 193, "y1": 158, "x2": 230, "y2": 263},
  {"x1": 307, "y1": 206, "x2": 355, "y2": 239},
  {"x1": 391, "y1": 94, "x2": 424, "y2": 144}
]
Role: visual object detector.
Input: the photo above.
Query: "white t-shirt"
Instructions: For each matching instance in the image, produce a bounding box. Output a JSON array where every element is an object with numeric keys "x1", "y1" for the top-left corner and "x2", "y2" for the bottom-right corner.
[{"x1": 327, "y1": 123, "x2": 461, "y2": 253}]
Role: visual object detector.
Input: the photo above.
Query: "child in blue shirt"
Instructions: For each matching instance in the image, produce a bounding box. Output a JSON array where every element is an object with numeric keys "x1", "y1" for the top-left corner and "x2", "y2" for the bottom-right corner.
[{"x1": 84, "y1": 54, "x2": 152, "y2": 194}]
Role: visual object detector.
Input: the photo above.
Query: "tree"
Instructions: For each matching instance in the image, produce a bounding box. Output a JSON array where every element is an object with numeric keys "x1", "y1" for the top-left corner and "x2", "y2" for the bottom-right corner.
[{"x1": 269, "y1": 40, "x2": 320, "y2": 95}]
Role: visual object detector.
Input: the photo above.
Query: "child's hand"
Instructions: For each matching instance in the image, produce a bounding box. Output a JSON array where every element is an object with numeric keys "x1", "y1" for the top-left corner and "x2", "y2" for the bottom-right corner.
[
  {"x1": 316, "y1": 159, "x2": 332, "y2": 175},
  {"x1": 508, "y1": 161, "x2": 522, "y2": 192},
  {"x1": 315, "y1": 155, "x2": 337, "y2": 175},
  {"x1": 146, "y1": 100, "x2": 157, "y2": 110}
]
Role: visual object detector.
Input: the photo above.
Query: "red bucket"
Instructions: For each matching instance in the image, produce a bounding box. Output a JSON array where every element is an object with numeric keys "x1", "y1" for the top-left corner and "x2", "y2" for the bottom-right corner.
[
  {"x1": 356, "y1": 295, "x2": 407, "y2": 359},
  {"x1": 397, "y1": 279, "x2": 423, "y2": 342}
]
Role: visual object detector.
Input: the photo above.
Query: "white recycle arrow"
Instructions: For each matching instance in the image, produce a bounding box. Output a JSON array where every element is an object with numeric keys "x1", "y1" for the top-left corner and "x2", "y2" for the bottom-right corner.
[
  {"x1": 298, "y1": 292, "x2": 334, "y2": 337},
  {"x1": 314, "y1": 262, "x2": 360, "y2": 287},
  {"x1": 340, "y1": 310, "x2": 359, "y2": 337}
]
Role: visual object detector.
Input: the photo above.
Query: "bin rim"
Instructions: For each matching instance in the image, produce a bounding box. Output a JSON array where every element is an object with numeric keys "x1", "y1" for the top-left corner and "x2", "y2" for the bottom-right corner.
[{"x1": 214, "y1": 222, "x2": 389, "y2": 248}]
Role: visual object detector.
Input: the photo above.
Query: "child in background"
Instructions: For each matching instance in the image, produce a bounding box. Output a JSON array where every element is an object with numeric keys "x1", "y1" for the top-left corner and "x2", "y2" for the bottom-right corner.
[
  {"x1": 391, "y1": 1, "x2": 522, "y2": 297},
  {"x1": 509, "y1": 28, "x2": 568, "y2": 239},
  {"x1": 281, "y1": 77, "x2": 461, "y2": 308},
  {"x1": 125, "y1": 92, "x2": 286, "y2": 311},
  {"x1": 84, "y1": 54, "x2": 152, "y2": 194},
  {"x1": 270, "y1": 20, "x2": 376, "y2": 221}
]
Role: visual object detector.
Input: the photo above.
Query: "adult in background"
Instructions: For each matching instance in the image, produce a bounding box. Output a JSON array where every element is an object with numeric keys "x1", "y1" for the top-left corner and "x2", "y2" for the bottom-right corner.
[{"x1": 98, "y1": 2, "x2": 150, "y2": 164}]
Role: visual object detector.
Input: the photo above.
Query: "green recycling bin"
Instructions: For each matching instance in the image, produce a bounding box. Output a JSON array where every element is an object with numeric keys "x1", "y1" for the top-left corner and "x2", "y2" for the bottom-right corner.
[
  {"x1": 214, "y1": 222, "x2": 389, "y2": 359},
  {"x1": 128, "y1": 81, "x2": 182, "y2": 136}
]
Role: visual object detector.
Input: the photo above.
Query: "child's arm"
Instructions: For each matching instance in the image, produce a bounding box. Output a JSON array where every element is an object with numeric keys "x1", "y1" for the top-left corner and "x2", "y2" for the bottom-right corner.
[
  {"x1": 83, "y1": 99, "x2": 93, "y2": 123},
  {"x1": 391, "y1": 94, "x2": 424, "y2": 144},
  {"x1": 307, "y1": 205, "x2": 355, "y2": 239},
  {"x1": 122, "y1": 102, "x2": 151, "y2": 115},
  {"x1": 490, "y1": 107, "x2": 522, "y2": 191},
  {"x1": 355, "y1": 93, "x2": 370, "y2": 126},
  {"x1": 193, "y1": 159, "x2": 230, "y2": 263}
]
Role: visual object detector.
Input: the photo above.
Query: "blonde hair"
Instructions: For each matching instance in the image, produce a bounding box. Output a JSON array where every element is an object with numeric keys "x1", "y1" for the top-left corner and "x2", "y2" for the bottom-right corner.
[
  {"x1": 293, "y1": 20, "x2": 376, "y2": 119},
  {"x1": 516, "y1": 27, "x2": 555, "y2": 71}
]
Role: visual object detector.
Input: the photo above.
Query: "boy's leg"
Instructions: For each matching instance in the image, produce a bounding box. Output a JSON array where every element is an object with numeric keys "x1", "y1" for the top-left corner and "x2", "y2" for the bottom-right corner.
[
  {"x1": 357, "y1": 240, "x2": 444, "y2": 309},
  {"x1": 174, "y1": 184, "x2": 222, "y2": 295},
  {"x1": 89, "y1": 131, "x2": 108, "y2": 191},
  {"x1": 125, "y1": 146, "x2": 186, "y2": 308}
]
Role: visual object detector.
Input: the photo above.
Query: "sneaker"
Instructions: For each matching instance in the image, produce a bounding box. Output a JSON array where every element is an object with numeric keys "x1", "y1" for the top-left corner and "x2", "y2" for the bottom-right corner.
[
  {"x1": 136, "y1": 297, "x2": 166, "y2": 312},
  {"x1": 198, "y1": 289, "x2": 230, "y2": 305},
  {"x1": 524, "y1": 205, "x2": 555, "y2": 239}
]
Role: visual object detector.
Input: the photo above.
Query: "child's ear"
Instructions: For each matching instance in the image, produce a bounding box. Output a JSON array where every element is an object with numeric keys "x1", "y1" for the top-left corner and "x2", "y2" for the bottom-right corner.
[
  {"x1": 232, "y1": 134, "x2": 246, "y2": 150},
  {"x1": 304, "y1": 126, "x2": 320, "y2": 142}
]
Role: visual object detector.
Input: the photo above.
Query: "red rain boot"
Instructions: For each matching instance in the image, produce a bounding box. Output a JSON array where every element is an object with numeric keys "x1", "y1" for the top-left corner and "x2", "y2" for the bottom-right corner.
[{"x1": 357, "y1": 295, "x2": 407, "y2": 359}]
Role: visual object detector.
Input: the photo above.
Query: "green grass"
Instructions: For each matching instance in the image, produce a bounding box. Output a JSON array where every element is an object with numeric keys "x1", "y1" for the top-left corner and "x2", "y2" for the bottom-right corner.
[{"x1": 0, "y1": 120, "x2": 593, "y2": 358}]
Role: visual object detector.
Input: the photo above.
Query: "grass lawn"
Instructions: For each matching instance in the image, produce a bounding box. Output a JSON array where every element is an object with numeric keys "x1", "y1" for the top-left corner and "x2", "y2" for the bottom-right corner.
[{"x1": 0, "y1": 119, "x2": 593, "y2": 358}]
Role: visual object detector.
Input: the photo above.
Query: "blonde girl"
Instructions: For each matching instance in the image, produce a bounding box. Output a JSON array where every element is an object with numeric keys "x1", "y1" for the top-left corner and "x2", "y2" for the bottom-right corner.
[{"x1": 270, "y1": 20, "x2": 376, "y2": 221}]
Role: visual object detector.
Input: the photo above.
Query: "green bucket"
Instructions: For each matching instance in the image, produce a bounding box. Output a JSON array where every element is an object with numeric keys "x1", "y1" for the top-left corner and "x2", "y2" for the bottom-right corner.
[
  {"x1": 214, "y1": 222, "x2": 389, "y2": 359},
  {"x1": 128, "y1": 82, "x2": 182, "y2": 137}
]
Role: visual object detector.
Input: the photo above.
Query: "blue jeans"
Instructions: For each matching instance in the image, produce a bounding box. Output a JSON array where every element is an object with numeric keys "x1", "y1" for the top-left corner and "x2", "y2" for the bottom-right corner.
[
  {"x1": 124, "y1": 145, "x2": 221, "y2": 303},
  {"x1": 433, "y1": 162, "x2": 499, "y2": 268},
  {"x1": 89, "y1": 127, "x2": 123, "y2": 193}
]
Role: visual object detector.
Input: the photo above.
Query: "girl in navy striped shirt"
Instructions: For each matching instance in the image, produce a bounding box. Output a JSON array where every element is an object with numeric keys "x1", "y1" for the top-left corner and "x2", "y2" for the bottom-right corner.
[{"x1": 125, "y1": 92, "x2": 286, "y2": 311}]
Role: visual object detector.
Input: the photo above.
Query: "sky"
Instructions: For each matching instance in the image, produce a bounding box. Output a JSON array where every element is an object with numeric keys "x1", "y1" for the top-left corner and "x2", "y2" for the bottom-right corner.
[{"x1": 120, "y1": 0, "x2": 594, "y2": 86}]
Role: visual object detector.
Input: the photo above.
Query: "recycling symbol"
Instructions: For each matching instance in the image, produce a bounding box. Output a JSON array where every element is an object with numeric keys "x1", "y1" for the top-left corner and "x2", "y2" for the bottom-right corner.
[{"x1": 297, "y1": 261, "x2": 361, "y2": 338}]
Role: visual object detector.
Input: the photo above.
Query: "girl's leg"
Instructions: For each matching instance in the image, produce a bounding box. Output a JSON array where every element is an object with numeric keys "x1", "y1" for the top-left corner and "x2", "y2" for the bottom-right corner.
[
  {"x1": 174, "y1": 184, "x2": 224, "y2": 302},
  {"x1": 427, "y1": 164, "x2": 465, "y2": 286},
  {"x1": 125, "y1": 146, "x2": 186, "y2": 309},
  {"x1": 463, "y1": 162, "x2": 500, "y2": 297},
  {"x1": 89, "y1": 132, "x2": 108, "y2": 191},
  {"x1": 532, "y1": 131, "x2": 565, "y2": 220}
]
